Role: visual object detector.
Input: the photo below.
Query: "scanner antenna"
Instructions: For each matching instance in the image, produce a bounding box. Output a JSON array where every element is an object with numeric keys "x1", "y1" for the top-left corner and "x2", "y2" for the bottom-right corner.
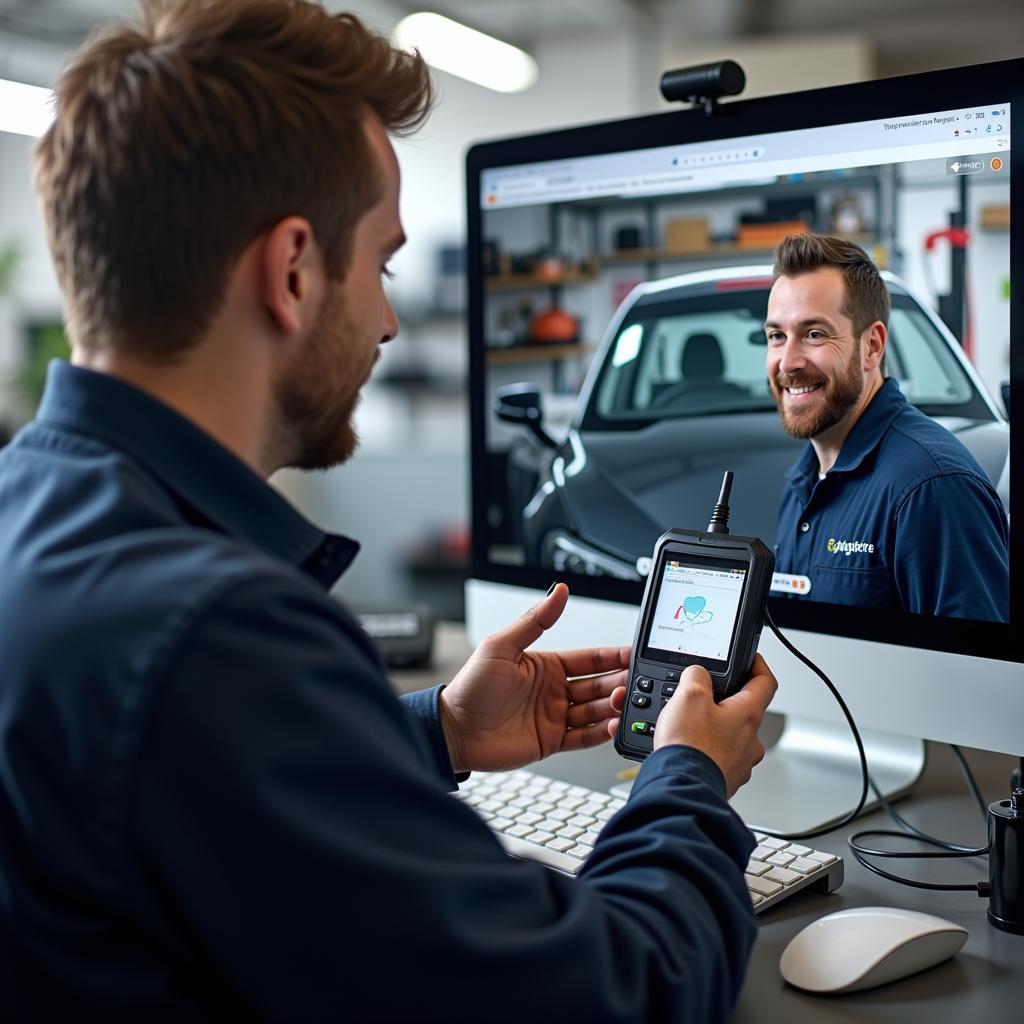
[{"x1": 707, "y1": 470, "x2": 733, "y2": 534}]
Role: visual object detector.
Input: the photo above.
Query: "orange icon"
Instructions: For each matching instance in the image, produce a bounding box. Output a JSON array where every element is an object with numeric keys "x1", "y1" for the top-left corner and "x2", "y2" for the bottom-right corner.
[{"x1": 991, "y1": 157, "x2": 1003, "y2": 171}]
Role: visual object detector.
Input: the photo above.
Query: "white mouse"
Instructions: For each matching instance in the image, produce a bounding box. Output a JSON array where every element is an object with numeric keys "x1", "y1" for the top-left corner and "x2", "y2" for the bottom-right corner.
[{"x1": 779, "y1": 906, "x2": 968, "y2": 994}]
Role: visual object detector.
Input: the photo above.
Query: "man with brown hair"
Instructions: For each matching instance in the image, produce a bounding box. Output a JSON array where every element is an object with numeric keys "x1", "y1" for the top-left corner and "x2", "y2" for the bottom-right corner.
[
  {"x1": 765, "y1": 233, "x2": 1008, "y2": 620},
  {"x1": 0, "y1": 2, "x2": 777, "y2": 1019}
]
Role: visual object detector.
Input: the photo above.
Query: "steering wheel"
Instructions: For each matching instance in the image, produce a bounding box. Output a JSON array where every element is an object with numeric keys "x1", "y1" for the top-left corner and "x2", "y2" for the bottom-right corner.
[{"x1": 649, "y1": 379, "x2": 749, "y2": 410}]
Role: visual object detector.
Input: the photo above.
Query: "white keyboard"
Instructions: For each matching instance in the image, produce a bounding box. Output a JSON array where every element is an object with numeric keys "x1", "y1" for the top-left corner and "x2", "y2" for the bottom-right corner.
[{"x1": 455, "y1": 769, "x2": 844, "y2": 914}]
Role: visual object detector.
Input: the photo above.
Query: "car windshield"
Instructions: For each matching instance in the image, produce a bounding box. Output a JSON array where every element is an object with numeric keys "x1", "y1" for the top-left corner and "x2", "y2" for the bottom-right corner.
[{"x1": 588, "y1": 287, "x2": 981, "y2": 425}]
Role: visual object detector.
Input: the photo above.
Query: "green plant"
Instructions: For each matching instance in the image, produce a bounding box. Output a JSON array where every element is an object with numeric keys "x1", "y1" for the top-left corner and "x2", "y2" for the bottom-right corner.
[
  {"x1": 20, "y1": 321, "x2": 70, "y2": 412},
  {"x1": 0, "y1": 240, "x2": 21, "y2": 296}
]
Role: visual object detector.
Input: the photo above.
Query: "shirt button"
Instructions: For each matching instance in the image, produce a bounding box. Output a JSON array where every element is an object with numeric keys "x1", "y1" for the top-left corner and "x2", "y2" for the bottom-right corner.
[{"x1": 799, "y1": 522, "x2": 810, "y2": 533}]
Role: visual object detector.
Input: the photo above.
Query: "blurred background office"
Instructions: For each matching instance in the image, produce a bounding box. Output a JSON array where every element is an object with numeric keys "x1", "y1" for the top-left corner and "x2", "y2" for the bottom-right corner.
[{"x1": 0, "y1": 0, "x2": 1019, "y2": 621}]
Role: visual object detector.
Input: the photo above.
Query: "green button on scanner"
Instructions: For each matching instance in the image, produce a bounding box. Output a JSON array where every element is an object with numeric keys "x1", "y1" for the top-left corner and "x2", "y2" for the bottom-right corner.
[{"x1": 631, "y1": 721, "x2": 649, "y2": 734}]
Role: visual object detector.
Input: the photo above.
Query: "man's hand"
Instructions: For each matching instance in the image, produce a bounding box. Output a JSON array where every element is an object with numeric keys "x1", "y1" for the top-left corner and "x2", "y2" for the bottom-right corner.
[
  {"x1": 439, "y1": 583, "x2": 629, "y2": 774},
  {"x1": 653, "y1": 655, "x2": 777, "y2": 797}
]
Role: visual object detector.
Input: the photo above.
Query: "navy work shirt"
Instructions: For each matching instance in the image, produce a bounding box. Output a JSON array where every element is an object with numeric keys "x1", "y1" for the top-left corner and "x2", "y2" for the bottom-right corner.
[
  {"x1": 1, "y1": 361, "x2": 757, "y2": 1022},
  {"x1": 776, "y1": 377, "x2": 1009, "y2": 620}
]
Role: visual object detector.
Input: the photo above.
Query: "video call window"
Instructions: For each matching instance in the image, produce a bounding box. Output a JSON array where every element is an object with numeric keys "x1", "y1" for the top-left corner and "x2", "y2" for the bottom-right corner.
[{"x1": 481, "y1": 104, "x2": 1011, "y2": 624}]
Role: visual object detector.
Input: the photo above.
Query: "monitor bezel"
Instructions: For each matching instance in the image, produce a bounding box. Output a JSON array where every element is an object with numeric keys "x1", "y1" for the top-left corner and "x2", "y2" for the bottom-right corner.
[{"x1": 466, "y1": 57, "x2": 1022, "y2": 665}]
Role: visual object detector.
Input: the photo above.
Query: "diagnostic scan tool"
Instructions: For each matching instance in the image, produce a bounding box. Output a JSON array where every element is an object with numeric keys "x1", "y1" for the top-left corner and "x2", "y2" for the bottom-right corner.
[{"x1": 615, "y1": 473, "x2": 774, "y2": 762}]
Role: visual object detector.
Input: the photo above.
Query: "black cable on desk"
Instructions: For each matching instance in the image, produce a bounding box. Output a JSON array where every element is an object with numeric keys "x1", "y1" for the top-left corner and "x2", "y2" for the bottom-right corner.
[
  {"x1": 848, "y1": 742, "x2": 991, "y2": 892},
  {"x1": 849, "y1": 843, "x2": 989, "y2": 893},
  {"x1": 867, "y1": 746, "x2": 989, "y2": 854}
]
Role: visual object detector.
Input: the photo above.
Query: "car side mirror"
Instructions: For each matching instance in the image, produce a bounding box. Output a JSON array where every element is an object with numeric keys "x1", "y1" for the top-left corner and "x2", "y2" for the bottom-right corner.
[
  {"x1": 494, "y1": 383, "x2": 558, "y2": 450},
  {"x1": 1000, "y1": 380, "x2": 1010, "y2": 418}
]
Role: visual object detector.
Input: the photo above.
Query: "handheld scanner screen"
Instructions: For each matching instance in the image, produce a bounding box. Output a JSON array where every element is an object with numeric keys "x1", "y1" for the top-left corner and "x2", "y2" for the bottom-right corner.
[{"x1": 642, "y1": 555, "x2": 748, "y2": 671}]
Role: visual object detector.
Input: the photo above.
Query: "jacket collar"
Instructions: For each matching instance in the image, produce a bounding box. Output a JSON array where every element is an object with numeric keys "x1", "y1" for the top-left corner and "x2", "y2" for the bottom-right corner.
[
  {"x1": 35, "y1": 360, "x2": 358, "y2": 587},
  {"x1": 829, "y1": 377, "x2": 906, "y2": 475}
]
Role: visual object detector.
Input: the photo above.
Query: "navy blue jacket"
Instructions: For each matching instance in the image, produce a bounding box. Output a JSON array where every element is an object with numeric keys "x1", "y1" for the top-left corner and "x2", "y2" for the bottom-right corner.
[
  {"x1": 0, "y1": 361, "x2": 757, "y2": 1022},
  {"x1": 776, "y1": 378, "x2": 1009, "y2": 620}
]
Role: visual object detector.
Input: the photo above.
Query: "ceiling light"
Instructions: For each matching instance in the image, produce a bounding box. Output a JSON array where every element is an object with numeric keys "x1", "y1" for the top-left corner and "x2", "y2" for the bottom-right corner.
[
  {"x1": 0, "y1": 77, "x2": 54, "y2": 138},
  {"x1": 393, "y1": 12, "x2": 538, "y2": 94}
]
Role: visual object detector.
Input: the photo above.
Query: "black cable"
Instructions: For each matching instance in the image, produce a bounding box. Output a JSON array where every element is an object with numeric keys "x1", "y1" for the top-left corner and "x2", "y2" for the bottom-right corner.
[
  {"x1": 756, "y1": 610, "x2": 870, "y2": 841},
  {"x1": 847, "y1": 742, "x2": 992, "y2": 890},
  {"x1": 848, "y1": 826, "x2": 990, "y2": 892},
  {"x1": 849, "y1": 830, "x2": 988, "y2": 859},
  {"x1": 865, "y1": 747, "x2": 988, "y2": 854},
  {"x1": 950, "y1": 744, "x2": 989, "y2": 820},
  {"x1": 850, "y1": 848, "x2": 987, "y2": 893}
]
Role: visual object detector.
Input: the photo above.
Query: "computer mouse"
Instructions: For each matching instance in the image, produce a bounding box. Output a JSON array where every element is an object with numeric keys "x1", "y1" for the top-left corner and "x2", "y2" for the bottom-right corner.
[{"x1": 779, "y1": 906, "x2": 968, "y2": 994}]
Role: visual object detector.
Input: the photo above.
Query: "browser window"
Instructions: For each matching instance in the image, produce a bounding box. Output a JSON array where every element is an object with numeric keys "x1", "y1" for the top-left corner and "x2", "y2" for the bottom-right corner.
[{"x1": 481, "y1": 100, "x2": 1010, "y2": 623}]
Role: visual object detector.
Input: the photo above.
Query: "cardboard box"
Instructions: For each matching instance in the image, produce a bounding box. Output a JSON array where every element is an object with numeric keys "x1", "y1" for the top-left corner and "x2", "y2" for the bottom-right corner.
[
  {"x1": 980, "y1": 205, "x2": 1010, "y2": 230},
  {"x1": 663, "y1": 217, "x2": 710, "y2": 253},
  {"x1": 737, "y1": 220, "x2": 809, "y2": 249}
]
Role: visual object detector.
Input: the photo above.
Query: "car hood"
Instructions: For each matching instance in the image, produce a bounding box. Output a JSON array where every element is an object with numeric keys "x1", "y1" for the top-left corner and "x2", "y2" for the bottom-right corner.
[{"x1": 558, "y1": 413, "x2": 804, "y2": 564}]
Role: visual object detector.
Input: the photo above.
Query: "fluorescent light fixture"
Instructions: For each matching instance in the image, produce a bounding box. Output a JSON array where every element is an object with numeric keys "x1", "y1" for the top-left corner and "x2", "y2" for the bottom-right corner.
[
  {"x1": 393, "y1": 12, "x2": 538, "y2": 94},
  {"x1": 0, "y1": 77, "x2": 54, "y2": 137}
]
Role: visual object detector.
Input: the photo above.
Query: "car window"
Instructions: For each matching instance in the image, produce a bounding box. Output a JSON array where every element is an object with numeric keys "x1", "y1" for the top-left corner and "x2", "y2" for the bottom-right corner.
[
  {"x1": 594, "y1": 292, "x2": 775, "y2": 421},
  {"x1": 886, "y1": 299, "x2": 975, "y2": 405}
]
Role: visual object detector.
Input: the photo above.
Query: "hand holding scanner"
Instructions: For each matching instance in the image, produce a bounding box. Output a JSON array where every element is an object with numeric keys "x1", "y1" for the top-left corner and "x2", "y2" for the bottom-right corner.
[{"x1": 615, "y1": 472, "x2": 774, "y2": 762}]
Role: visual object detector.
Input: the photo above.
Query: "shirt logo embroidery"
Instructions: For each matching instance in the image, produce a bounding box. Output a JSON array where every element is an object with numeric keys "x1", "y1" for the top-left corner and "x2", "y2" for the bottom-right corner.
[{"x1": 827, "y1": 537, "x2": 876, "y2": 557}]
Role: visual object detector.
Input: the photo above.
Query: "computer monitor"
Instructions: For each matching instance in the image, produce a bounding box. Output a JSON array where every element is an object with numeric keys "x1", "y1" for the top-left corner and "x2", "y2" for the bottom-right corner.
[{"x1": 465, "y1": 58, "x2": 1021, "y2": 830}]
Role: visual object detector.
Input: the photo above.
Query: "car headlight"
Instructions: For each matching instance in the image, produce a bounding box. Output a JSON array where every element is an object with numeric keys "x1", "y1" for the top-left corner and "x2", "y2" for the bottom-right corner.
[{"x1": 542, "y1": 531, "x2": 641, "y2": 580}]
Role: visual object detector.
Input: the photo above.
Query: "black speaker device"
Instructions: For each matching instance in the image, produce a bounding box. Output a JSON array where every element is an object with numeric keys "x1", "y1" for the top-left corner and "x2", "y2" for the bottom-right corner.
[{"x1": 987, "y1": 787, "x2": 1024, "y2": 935}]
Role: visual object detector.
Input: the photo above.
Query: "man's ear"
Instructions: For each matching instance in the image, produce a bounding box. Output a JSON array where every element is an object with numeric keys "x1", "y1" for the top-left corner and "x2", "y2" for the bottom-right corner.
[
  {"x1": 260, "y1": 216, "x2": 322, "y2": 337},
  {"x1": 864, "y1": 320, "x2": 887, "y2": 372}
]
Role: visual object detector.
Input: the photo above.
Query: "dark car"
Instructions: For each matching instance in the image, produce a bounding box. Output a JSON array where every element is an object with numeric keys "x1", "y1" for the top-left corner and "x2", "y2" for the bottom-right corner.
[{"x1": 496, "y1": 265, "x2": 1009, "y2": 580}]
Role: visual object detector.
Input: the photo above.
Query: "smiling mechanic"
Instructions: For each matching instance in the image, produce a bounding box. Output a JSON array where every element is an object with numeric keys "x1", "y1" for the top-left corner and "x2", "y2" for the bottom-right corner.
[{"x1": 765, "y1": 233, "x2": 1009, "y2": 621}]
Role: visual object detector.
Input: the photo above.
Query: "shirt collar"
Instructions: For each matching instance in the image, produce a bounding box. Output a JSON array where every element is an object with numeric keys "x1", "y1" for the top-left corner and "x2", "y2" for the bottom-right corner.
[
  {"x1": 830, "y1": 377, "x2": 907, "y2": 475},
  {"x1": 784, "y1": 442, "x2": 820, "y2": 501},
  {"x1": 35, "y1": 360, "x2": 359, "y2": 587}
]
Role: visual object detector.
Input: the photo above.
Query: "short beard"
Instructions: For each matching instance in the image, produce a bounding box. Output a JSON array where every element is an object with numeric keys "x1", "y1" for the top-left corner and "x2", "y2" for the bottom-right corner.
[
  {"x1": 273, "y1": 287, "x2": 366, "y2": 472},
  {"x1": 770, "y1": 341, "x2": 864, "y2": 440}
]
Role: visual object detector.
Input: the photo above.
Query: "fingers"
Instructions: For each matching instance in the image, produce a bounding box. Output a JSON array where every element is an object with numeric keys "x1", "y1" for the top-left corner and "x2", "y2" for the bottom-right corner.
[
  {"x1": 566, "y1": 667, "x2": 630, "y2": 703},
  {"x1": 558, "y1": 721, "x2": 615, "y2": 753},
  {"x1": 609, "y1": 684, "x2": 626, "y2": 715},
  {"x1": 485, "y1": 582, "x2": 569, "y2": 656},
  {"x1": 674, "y1": 664, "x2": 714, "y2": 702},
  {"x1": 557, "y1": 645, "x2": 631, "y2": 679},
  {"x1": 722, "y1": 657, "x2": 778, "y2": 716},
  {"x1": 566, "y1": 690, "x2": 624, "y2": 729}
]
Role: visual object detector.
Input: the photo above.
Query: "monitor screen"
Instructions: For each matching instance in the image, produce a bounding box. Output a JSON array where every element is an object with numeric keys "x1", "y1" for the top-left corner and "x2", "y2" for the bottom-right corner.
[{"x1": 467, "y1": 59, "x2": 1020, "y2": 666}]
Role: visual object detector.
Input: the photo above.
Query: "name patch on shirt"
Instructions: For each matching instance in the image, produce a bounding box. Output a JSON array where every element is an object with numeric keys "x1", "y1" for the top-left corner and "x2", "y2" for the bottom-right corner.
[{"x1": 827, "y1": 537, "x2": 876, "y2": 557}]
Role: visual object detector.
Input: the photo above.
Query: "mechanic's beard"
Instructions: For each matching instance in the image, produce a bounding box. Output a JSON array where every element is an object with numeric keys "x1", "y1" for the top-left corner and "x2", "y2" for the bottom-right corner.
[
  {"x1": 274, "y1": 290, "x2": 369, "y2": 472},
  {"x1": 771, "y1": 343, "x2": 864, "y2": 440}
]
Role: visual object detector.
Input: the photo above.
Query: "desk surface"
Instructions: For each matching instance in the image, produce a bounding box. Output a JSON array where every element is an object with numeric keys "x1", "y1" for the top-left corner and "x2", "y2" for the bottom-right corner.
[{"x1": 392, "y1": 624, "x2": 1024, "y2": 1020}]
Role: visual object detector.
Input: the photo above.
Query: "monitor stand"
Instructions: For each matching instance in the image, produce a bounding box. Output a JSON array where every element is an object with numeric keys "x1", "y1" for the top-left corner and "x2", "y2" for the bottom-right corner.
[{"x1": 611, "y1": 715, "x2": 926, "y2": 835}]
